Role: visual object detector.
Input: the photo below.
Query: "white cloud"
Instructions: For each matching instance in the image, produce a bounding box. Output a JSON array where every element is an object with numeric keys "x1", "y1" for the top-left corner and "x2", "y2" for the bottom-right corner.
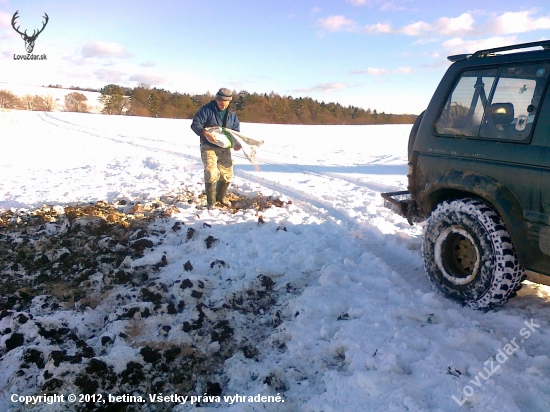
[
  {"x1": 364, "y1": 23, "x2": 392, "y2": 34},
  {"x1": 310, "y1": 7, "x2": 321, "y2": 17},
  {"x1": 0, "y1": 29, "x2": 18, "y2": 41},
  {"x1": 413, "y1": 37, "x2": 440, "y2": 45},
  {"x1": 348, "y1": 0, "x2": 408, "y2": 11},
  {"x1": 295, "y1": 82, "x2": 348, "y2": 93},
  {"x1": 395, "y1": 67, "x2": 412, "y2": 74},
  {"x1": 94, "y1": 69, "x2": 125, "y2": 83},
  {"x1": 352, "y1": 67, "x2": 412, "y2": 75},
  {"x1": 400, "y1": 13, "x2": 474, "y2": 36},
  {"x1": 317, "y1": 16, "x2": 392, "y2": 34},
  {"x1": 317, "y1": 15, "x2": 358, "y2": 32},
  {"x1": 401, "y1": 11, "x2": 549, "y2": 38},
  {"x1": 0, "y1": 11, "x2": 11, "y2": 29},
  {"x1": 316, "y1": 10, "x2": 550, "y2": 39},
  {"x1": 81, "y1": 42, "x2": 133, "y2": 59},
  {"x1": 227, "y1": 81, "x2": 245, "y2": 91},
  {"x1": 442, "y1": 36, "x2": 518, "y2": 55},
  {"x1": 140, "y1": 61, "x2": 156, "y2": 68},
  {"x1": 436, "y1": 13, "x2": 475, "y2": 35},
  {"x1": 400, "y1": 21, "x2": 430, "y2": 36},
  {"x1": 487, "y1": 10, "x2": 550, "y2": 34},
  {"x1": 129, "y1": 74, "x2": 167, "y2": 86},
  {"x1": 380, "y1": 2, "x2": 407, "y2": 11},
  {"x1": 354, "y1": 68, "x2": 389, "y2": 76},
  {"x1": 318, "y1": 13, "x2": 473, "y2": 36}
]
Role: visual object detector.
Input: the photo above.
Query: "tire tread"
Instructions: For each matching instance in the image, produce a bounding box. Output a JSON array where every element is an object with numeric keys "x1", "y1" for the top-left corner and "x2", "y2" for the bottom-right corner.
[{"x1": 422, "y1": 198, "x2": 524, "y2": 309}]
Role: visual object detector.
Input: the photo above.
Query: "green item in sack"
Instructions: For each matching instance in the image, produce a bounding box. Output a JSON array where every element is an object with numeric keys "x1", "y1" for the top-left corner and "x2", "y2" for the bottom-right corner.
[{"x1": 222, "y1": 128, "x2": 234, "y2": 148}]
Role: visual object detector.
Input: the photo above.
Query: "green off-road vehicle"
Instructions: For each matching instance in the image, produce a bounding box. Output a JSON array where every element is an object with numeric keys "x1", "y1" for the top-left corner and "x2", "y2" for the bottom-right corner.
[{"x1": 383, "y1": 40, "x2": 550, "y2": 309}]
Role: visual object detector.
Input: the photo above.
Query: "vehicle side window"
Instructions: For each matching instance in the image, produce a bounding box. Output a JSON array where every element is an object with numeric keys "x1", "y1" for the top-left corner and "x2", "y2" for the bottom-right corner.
[
  {"x1": 435, "y1": 63, "x2": 550, "y2": 142},
  {"x1": 435, "y1": 69, "x2": 497, "y2": 137}
]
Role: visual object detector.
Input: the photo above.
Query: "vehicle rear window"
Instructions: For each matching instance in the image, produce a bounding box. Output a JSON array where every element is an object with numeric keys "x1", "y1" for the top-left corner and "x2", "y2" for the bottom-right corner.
[{"x1": 435, "y1": 63, "x2": 550, "y2": 142}]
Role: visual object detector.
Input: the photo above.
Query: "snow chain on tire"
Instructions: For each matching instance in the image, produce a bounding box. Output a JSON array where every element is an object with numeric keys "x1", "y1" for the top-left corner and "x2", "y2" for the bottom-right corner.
[{"x1": 422, "y1": 198, "x2": 525, "y2": 309}]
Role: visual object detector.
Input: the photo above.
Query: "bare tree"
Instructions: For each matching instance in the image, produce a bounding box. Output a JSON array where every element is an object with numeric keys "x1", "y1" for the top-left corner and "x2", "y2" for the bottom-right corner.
[
  {"x1": 30, "y1": 95, "x2": 48, "y2": 111},
  {"x1": 0, "y1": 90, "x2": 23, "y2": 109},
  {"x1": 21, "y1": 94, "x2": 36, "y2": 110},
  {"x1": 64, "y1": 92, "x2": 89, "y2": 113},
  {"x1": 41, "y1": 94, "x2": 58, "y2": 111}
]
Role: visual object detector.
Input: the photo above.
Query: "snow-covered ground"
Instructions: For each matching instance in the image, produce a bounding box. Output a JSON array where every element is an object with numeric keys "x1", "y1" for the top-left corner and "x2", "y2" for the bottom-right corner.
[{"x1": 1, "y1": 109, "x2": 550, "y2": 412}]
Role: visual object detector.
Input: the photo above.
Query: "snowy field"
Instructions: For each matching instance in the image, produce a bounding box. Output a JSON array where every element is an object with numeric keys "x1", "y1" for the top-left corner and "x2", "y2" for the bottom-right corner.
[{"x1": 1, "y1": 109, "x2": 550, "y2": 412}]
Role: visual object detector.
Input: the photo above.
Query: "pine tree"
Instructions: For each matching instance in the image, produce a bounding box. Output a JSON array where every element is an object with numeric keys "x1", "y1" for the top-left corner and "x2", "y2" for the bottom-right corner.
[{"x1": 100, "y1": 84, "x2": 126, "y2": 115}]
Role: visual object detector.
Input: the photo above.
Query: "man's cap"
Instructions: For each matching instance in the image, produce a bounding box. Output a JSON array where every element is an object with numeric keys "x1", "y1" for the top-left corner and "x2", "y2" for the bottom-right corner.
[{"x1": 215, "y1": 88, "x2": 233, "y2": 101}]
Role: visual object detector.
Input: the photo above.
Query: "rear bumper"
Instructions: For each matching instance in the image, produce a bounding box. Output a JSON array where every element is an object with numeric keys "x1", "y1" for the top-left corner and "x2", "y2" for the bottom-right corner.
[
  {"x1": 381, "y1": 191, "x2": 423, "y2": 224},
  {"x1": 381, "y1": 191, "x2": 411, "y2": 217}
]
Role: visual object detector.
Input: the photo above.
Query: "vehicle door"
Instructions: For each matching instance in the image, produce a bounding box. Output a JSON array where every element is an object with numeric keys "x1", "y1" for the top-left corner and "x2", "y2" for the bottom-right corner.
[
  {"x1": 534, "y1": 76, "x2": 550, "y2": 274},
  {"x1": 429, "y1": 62, "x2": 550, "y2": 273}
]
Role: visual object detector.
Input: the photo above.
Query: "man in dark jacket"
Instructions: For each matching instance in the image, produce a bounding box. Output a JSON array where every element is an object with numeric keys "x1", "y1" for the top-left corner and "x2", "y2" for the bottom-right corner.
[{"x1": 191, "y1": 88, "x2": 241, "y2": 209}]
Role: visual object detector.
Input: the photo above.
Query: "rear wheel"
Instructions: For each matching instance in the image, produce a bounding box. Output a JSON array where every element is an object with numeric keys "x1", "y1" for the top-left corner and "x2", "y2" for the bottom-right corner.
[{"x1": 422, "y1": 198, "x2": 524, "y2": 309}]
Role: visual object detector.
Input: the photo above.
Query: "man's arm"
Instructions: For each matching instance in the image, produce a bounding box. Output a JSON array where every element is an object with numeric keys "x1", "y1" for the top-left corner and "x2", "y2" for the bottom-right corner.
[
  {"x1": 191, "y1": 106, "x2": 217, "y2": 143},
  {"x1": 191, "y1": 106, "x2": 207, "y2": 136}
]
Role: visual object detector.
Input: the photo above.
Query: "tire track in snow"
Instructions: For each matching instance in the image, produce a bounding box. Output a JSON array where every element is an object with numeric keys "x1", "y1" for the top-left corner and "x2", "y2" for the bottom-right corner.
[
  {"x1": 38, "y1": 114, "x2": 405, "y2": 220},
  {"x1": 234, "y1": 166, "x2": 426, "y2": 284},
  {"x1": 38, "y1": 112, "x2": 201, "y2": 162},
  {"x1": 41, "y1": 112, "x2": 401, "y2": 194},
  {"x1": 42, "y1": 113, "x2": 402, "y2": 193},
  {"x1": 40, "y1": 112, "x2": 356, "y2": 224},
  {"x1": 251, "y1": 155, "x2": 404, "y2": 193},
  {"x1": 232, "y1": 163, "x2": 428, "y2": 291},
  {"x1": 42, "y1": 112, "x2": 174, "y2": 144},
  {"x1": 39, "y1": 112, "x2": 425, "y2": 283}
]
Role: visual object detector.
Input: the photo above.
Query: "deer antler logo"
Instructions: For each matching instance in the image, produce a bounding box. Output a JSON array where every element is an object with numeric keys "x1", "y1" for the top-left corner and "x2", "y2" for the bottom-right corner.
[{"x1": 11, "y1": 10, "x2": 49, "y2": 54}]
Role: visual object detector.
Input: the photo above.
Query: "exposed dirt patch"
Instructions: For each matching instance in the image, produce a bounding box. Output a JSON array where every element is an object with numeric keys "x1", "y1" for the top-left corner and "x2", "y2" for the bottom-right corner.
[
  {"x1": 0, "y1": 201, "x2": 163, "y2": 313},
  {"x1": 0, "y1": 193, "x2": 292, "y2": 411}
]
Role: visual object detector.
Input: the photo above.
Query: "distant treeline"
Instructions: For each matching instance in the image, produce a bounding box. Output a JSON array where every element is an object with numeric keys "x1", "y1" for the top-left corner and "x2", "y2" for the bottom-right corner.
[
  {"x1": 0, "y1": 90, "x2": 92, "y2": 113},
  {"x1": 45, "y1": 84, "x2": 101, "y2": 93},
  {"x1": 1, "y1": 84, "x2": 417, "y2": 125},
  {"x1": 99, "y1": 84, "x2": 417, "y2": 125}
]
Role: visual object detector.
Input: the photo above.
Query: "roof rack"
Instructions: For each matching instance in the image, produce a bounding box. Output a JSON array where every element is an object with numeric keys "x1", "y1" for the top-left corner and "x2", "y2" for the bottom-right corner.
[{"x1": 447, "y1": 40, "x2": 550, "y2": 62}]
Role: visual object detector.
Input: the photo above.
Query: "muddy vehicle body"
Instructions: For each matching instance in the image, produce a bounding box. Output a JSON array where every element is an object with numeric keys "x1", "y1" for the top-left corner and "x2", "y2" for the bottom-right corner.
[{"x1": 383, "y1": 41, "x2": 550, "y2": 309}]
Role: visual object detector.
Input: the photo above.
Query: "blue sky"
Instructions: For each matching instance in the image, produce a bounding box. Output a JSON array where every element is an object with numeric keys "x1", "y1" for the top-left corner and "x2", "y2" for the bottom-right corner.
[{"x1": 1, "y1": 0, "x2": 549, "y2": 114}]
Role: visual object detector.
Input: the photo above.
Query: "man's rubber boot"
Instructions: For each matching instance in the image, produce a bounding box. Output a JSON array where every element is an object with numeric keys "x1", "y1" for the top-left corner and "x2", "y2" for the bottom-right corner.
[
  {"x1": 216, "y1": 181, "x2": 232, "y2": 207},
  {"x1": 205, "y1": 182, "x2": 216, "y2": 210}
]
